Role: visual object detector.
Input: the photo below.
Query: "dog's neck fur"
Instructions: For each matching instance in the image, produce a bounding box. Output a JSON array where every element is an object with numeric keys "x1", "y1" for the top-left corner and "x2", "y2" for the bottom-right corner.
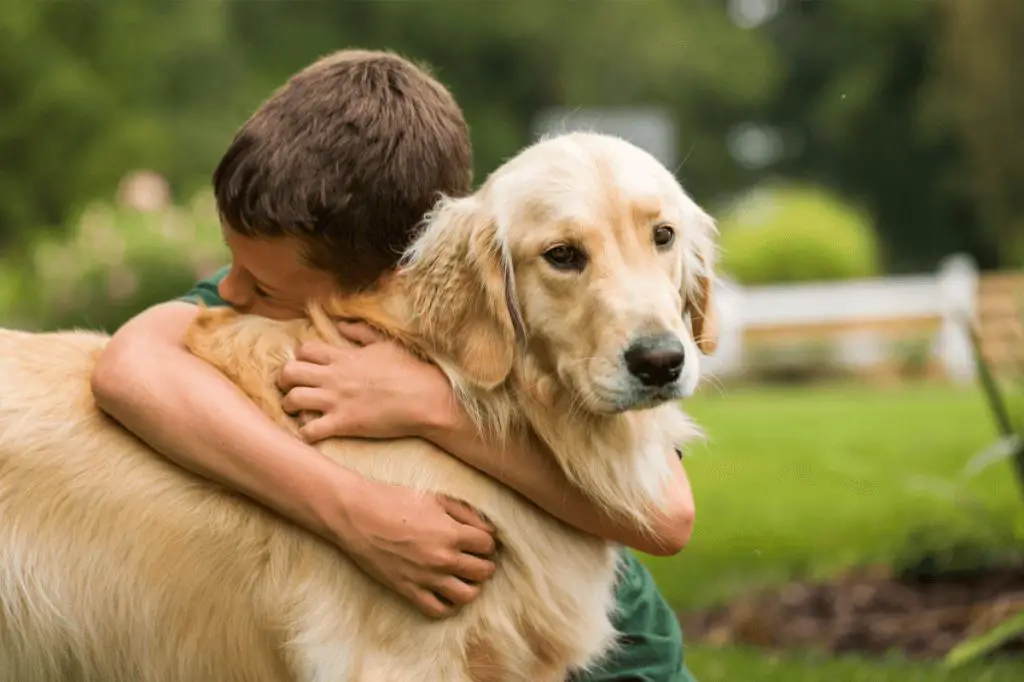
[
  {"x1": 317, "y1": 283, "x2": 696, "y2": 531},
  {"x1": 511, "y1": 357, "x2": 695, "y2": 529}
]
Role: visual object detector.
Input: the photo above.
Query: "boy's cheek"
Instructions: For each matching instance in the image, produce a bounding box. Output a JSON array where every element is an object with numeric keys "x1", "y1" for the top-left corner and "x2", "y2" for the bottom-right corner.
[{"x1": 248, "y1": 301, "x2": 306, "y2": 321}]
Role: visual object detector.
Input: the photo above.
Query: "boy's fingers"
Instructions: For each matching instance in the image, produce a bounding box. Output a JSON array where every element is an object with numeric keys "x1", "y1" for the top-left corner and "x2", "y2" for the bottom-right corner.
[
  {"x1": 276, "y1": 360, "x2": 327, "y2": 392},
  {"x1": 337, "y1": 320, "x2": 383, "y2": 347},
  {"x1": 439, "y1": 495, "x2": 495, "y2": 534},
  {"x1": 414, "y1": 588, "x2": 456, "y2": 620},
  {"x1": 294, "y1": 341, "x2": 335, "y2": 365},
  {"x1": 298, "y1": 415, "x2": 338, "y2": 443},
  {"x1": 457, "y1": 527, "x2": 497, "y2": 558},
  {"x1": 280, "y1": 387, "x2": 330, "y2": 416},
  {"x1": 431, "y1": 576, "x2": 481, "y2": 607},
  {"x1": 452, "y1": 554, "x2": 496, "y2": 584}
]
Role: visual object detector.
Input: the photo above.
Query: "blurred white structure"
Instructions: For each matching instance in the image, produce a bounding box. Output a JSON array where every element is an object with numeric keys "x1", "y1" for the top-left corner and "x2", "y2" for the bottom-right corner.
[{"x1": 702, "y1": 255, "x2": 983, "y2": 384}]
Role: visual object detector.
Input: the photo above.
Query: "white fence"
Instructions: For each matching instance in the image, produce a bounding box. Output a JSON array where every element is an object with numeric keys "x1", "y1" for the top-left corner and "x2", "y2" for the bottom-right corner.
[{"x1": 704, "y1": 254, "x2": 981, "y2": 384}]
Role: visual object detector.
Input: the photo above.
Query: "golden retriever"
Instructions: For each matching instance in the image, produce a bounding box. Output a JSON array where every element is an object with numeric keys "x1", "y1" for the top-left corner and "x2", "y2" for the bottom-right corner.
[{"x1": 0, "y1": 131, "x2": 719, "y2": 682}]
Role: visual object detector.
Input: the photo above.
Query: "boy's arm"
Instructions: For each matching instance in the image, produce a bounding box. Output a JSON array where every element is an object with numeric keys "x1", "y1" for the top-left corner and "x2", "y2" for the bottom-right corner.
[
  {"x1": 281, "y1": 329, "x2": 696, "y2": 557},
  {"x1": 421, "y1": 412, "x2": 695, "y2": 557},
  {"x1": 91, "y1": 302, "x2": 497, "y2": 618}
]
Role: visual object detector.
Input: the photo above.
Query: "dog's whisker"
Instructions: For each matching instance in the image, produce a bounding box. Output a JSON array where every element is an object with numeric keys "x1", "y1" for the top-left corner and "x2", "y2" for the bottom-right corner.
[{"x1": 701, "y1": 372, "x2": 728, "y2": 397}]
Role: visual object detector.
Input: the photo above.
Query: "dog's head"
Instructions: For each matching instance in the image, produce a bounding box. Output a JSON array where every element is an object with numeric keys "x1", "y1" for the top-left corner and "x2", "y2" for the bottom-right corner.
[{"x1": 401, "y1": 132, "x2": 718, "y2": 414}]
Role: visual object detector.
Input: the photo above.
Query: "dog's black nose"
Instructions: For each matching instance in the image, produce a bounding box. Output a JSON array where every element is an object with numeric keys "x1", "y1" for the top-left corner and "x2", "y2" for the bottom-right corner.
[{"x1": 624, "y1": 334, "x2": 686, "y2": 387}]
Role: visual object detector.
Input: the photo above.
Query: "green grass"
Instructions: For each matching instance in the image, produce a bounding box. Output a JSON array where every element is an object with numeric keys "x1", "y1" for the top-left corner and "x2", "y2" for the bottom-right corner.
[
  {"x1": 685, "y1": 644, "x2": 1024, "y2": 682},
  {"x1": 647, "y1": 382, "x2": 1019, "y2": 609},
  {"x1": 640, "y1": 382, "x2": 1023, "y2": 679}
]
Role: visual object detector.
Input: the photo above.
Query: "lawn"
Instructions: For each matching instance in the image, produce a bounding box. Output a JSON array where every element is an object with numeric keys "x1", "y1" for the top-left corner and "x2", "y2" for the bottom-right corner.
[
  {"x1": 641, "y1": 382, "x2": 1022, "y2": 680},
  {"x1": 684, "y1": 645, "x2": 1024, "y2": 681}
]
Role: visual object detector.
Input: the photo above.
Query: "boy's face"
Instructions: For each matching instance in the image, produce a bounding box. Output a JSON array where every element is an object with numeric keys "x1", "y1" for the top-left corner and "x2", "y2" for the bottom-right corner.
[{"x1": 219, "y1": 225, "x2": 337, "y2": 320}]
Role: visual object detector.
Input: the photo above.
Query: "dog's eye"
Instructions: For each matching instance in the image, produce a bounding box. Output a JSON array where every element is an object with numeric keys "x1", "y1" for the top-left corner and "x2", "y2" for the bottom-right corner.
[
  {"x1": 543, "y1": 244, "x2": 587, "y2": 271},
  {"x1": 653, "y1": 224, "x2": 675, "y2": 248}
]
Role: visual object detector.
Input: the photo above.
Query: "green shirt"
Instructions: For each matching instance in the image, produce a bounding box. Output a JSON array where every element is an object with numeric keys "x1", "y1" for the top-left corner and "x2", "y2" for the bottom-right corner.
[{"x1": 179, "y1": 268, "x2": 696, "y2": 682}]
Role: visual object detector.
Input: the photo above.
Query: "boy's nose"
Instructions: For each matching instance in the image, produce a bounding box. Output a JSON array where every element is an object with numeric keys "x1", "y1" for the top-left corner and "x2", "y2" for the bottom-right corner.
[{"x1": 218, "y1": 268, "x2": 254, "y2": 309}]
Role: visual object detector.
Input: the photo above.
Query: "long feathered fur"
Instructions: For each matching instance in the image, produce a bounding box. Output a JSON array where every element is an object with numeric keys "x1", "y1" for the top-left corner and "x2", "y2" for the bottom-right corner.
[{"x1": 0, "y1": 131, "x2": 718, "y2": 681}]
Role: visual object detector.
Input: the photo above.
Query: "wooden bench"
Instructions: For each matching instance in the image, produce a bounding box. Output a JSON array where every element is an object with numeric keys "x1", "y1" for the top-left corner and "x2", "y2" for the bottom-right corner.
[{"x1": 975, "y1": 272, "x2": 1024, "y2": 376}]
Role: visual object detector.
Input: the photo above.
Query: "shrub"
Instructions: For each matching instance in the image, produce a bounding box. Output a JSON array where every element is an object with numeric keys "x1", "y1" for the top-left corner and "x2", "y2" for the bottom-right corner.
[
  {"x1": 718, "y1": 183, "x2": 881, "y2": 285},
  {"x1": 742, "y1": 338, "x2": 850, "y2": 385},
  {"x1": 0, "y1": 262, "x2": 27, "y2": 327},
  {"x1": 11, "y1": 192, "x2": 227, "y2": 333}
]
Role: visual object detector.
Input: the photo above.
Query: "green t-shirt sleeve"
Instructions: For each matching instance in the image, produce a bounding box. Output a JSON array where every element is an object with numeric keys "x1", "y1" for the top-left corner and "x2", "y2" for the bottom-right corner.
[
  {"x1": 177, "y1": 265, "x2": 230, "y2": 308},
  {"x1": 573, "y1": 550, "x2": 696, "y2": 682}
]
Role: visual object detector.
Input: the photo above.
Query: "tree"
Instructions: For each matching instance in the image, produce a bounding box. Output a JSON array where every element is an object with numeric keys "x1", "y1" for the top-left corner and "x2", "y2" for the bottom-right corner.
[
  {"x1": 754, "y1": 0, "x2": 1001, "y2": 273},
  {"x1": 0, "y1": 0, "x2": 247, "y2": 245},
  {"x1": 925, "y1": 0, "x2": 1024, "y2": 267}
]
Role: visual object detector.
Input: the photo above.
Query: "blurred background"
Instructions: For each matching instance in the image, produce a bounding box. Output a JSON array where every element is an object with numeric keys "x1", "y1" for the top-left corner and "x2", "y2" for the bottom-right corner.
[{"x1": 1, "y1": 0, "x2": 1022, "y2": 679}]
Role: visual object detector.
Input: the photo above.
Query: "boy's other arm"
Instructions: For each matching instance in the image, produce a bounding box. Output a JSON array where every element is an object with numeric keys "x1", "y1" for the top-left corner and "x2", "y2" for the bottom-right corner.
[
  {"x1": 90, "y1": 302, "x2": 497, "y2": 618},
  {"x1": 422, "y1": 412, "x2": 696, "y2": 557}
]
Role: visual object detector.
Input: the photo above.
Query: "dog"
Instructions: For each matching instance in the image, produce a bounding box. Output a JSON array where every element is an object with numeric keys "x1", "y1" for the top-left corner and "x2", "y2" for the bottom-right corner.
[{"x1": 0, "y1": 131, "x2": 719, "y2": 682}]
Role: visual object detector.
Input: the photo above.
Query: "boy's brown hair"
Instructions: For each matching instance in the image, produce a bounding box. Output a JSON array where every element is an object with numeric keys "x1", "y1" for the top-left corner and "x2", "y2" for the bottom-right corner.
[{"x1": 213, "y1": 49, "x2": 472, "y2": 290}]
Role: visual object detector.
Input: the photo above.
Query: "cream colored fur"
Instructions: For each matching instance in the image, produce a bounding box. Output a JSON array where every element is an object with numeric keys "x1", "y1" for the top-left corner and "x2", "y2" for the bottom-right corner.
[{"x1": 0, "y1": 132, "x2": 718, "y2": 682}]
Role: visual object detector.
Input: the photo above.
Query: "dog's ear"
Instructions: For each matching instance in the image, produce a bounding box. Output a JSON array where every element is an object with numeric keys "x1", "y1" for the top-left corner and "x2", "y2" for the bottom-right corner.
[
  {"x1": 403, "y1": 196, "x2": 517, "y2": 390},
  {"x1": 684, "y1": 209, "x2": 719, "y2": 356}
]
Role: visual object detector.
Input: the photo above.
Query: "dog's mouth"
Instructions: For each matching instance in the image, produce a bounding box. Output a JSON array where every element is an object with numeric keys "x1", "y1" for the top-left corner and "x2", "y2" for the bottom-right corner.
[
  {"x1": 579, "y1": 381, "x2": 685, "y2": 415},
  {"x1": 563, "y1": 355, "x2": 696, "y2": 415}
]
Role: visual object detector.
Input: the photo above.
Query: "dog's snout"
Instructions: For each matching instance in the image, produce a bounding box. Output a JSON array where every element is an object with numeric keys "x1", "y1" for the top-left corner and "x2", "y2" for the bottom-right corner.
[{"x1": 623, "y1": 334, "x2": 685, "y2": 387}]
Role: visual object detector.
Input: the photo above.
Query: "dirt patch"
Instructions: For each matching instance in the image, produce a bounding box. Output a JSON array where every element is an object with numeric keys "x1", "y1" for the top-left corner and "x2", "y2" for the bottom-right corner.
[{"x1": 679, "y1": 562, "x2": 1024, "y2": 660}]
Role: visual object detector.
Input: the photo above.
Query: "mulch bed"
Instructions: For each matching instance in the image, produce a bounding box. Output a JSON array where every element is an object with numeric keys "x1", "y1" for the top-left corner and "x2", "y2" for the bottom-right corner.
[{"x1": 679, "y1": 562, "x2": 1024, "y2": 660}]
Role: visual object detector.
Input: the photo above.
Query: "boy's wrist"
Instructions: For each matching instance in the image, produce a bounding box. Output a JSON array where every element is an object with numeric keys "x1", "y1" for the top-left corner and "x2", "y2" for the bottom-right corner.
[
  {"x1": 406, "y1": 379, "x2": 462, "y2": 437},
  {"x1": 416, "y1": 397, "x2": 475, "y2": 450},
  {"x1": 309, "y1": 463, "x2": 377, "y2": 551}
]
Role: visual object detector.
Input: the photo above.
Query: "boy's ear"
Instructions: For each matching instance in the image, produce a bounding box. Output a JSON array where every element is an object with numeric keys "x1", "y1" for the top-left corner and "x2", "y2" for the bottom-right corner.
[{"x1": 403, "y1": 197, "x2": 518, "y2": 390}]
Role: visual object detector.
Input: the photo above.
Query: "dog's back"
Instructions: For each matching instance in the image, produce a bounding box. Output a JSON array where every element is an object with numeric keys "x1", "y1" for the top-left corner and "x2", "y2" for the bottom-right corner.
[
  {"x1": 0, "y1": 327, "x2": 619, "y2": 682},
  {"x1": 0, "y1": 329, "x2": 310, "y2": 680}
]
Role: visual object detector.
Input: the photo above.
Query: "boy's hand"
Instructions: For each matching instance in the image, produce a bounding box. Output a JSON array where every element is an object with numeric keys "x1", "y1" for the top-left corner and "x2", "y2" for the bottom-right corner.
[
  {"x1": 333, "y1": 479, "x2": 498, "y2": 619},
  {"x1": 278, "y1": 321, "x2": 456, "y2": 443},
  {"x1": 281, "y1": 321, "x2": 496, "y2": 617}
]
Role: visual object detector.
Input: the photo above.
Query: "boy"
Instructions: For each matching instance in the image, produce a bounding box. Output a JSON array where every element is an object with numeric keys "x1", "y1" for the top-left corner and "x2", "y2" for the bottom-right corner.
[{"x1": 91, "y1": 49, "x2": 697, "y2": 681}]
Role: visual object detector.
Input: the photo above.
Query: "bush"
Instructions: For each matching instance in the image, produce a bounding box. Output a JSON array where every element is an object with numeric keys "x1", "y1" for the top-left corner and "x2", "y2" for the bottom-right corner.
[
  {"x1": 742, "y1": 338, "x2": 850, "y2": 385},
  {"x1": 7, "y1": 192, "x2": 227, "y2": 333},
  {"x1": 718, "y1": 183, "x2": 881, "y2": 285},
  {"x1": 0, "y1": 263, "x2": 27, "y2": 327}
]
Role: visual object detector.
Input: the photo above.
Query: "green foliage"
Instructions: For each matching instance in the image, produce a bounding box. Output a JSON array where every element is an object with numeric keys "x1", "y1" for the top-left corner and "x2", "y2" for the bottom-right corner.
[
  {"x1": 0, "y1": 264, "x2": 25, "y2": 326},
  {"x1": 966, "y1": 304, "x2": 1024, "y2": 499},
  {"x1": 687, "y1": 644, "x2": 1022, "y2": 682},
  {"x1": 761, "y1": 0, "x2": 1011, "y2": 271},
  {"x1": 918, "y1": 287, "x2": 1024, "y2": 671},
  {"x1": 891, "y1": 336, "x2": 936, "y2": 381},
  {"x1": 926, "y1": 0, "x2": 1024, "y2": 271},
  {"x1": 944, "y1": 611, "x2": 1024, "y2": 670},
  {"x1": 644, "y1": 384, "x2": 1020, "y2": 610},
  {"x1": 717, "y1": 183, "x2": 881, "y2": 285},
  {"x1": 3, "y1": 0, "x2": 1021, "y2": 274},
  {"x1": 0, "y1": 0, "x2": 780, "y2": 248},
  {"x1": 644, "y1": 383, "x2": 1022, "y2": 676},
  {"x1": 892, "y1": 514, "x2": 1023, "y2": 583},
  {"x1": 6, "y1": 194, "x2": 227, "y2": 333},
  {"x1": 0, "y1": 0, "x2": 248, "y2": 241}
]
